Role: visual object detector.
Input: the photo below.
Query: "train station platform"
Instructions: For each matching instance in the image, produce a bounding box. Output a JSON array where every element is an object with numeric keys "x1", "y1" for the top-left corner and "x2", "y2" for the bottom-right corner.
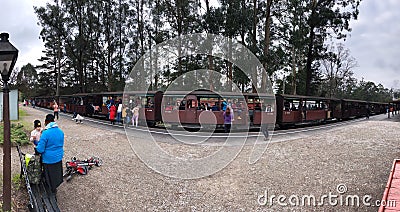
[{"x1": 379, "y1": 159, "x2": 400, "y2": 211}]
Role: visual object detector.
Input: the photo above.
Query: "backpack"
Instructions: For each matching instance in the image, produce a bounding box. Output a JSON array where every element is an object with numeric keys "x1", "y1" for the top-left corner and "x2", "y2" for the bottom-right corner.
[{"x1": 25, "y1": 154, "x2": 42, "y2": 184}]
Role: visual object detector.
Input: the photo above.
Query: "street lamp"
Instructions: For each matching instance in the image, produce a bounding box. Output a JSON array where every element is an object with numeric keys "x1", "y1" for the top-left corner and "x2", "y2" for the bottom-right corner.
[{"x1": 0, "y1": 32, "x2": 18, "y2": 212}]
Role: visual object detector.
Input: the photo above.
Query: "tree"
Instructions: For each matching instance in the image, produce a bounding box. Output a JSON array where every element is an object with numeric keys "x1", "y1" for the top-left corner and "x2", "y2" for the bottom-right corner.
[
  {"x1": 14, "y1": 64, "x2": 39, "y2": 98},
  {"x1": 320, "y1": 43, "x2": 357, "y2": 97},
  {"x1": 304, "y1": 0, "x2": 361, "y2": 96}
]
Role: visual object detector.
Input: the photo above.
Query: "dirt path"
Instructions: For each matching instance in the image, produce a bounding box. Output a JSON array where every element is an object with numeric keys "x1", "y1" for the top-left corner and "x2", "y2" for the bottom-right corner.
[{"x1": 2, "y1": 106, "x2": 400, "y2": 211}]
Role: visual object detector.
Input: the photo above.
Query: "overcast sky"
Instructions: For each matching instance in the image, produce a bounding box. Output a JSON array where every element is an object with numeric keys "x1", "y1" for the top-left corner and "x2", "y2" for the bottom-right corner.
[{"x1": 0, "y1": 0, "x2": 399, "y2": 89}]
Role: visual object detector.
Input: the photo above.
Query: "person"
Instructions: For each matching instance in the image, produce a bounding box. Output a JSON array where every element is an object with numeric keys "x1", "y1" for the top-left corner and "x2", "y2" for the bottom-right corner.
[
  {"x1": 53, "y1": 101, "x2": 59, "y2": 120},
  {"x1": 122, "y1": 104, "x2": 127, "y2": 125},
  {"x1": 30, "y1": 120, "x2": 42, "y2": 146},
  {"x1": 125, "y1": 105, "x2": 132, "y2": 126},
  {"x1": 35, "y1": 114, "x2": 64, "y2": 195},
  {"x1": 117, "y1": 100, "x2": 123, "y2": 124},
  {"x1": 221, "y1": 100, "x2": 228, "y2": 111},
  {"x1": 235, "y1": 102, "x2": 244, "y2": 119},
  {"x1": 391, "y1": 106, "x2": 394, "y2": 117},
  {"x1": 261, "y1": 124, "x2": 269, "y2": 141},
  {"x1": 132, "y1": 105, "x2": 139, "y2": 127},
  {"x1": 74, "y1": 113, "x2": 84, "y2": 124},
  {"x1": 223, "y1": 106, "x2": 234, "y2": 133},
  {"x1": 109, "y1": 103, "x2": 117, "y2": 125},
  {"x1": 211, "y1": 102, "x2": 219, "y2": 111},
  {"x1": 366, "y1": 106, "x2": 370, "y2": 119}
]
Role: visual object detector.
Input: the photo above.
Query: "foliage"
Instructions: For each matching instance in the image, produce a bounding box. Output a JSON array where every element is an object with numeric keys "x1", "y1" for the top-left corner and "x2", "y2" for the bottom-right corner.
[
  {"x1": 0, "y1": 123, "x2": 30, "y2": 146},
  {"x1": 14, "y1": 0, "x2": 397, "y2": 104},
  {"x1": 12, "y1": 174, "x2": 22, "y2": 190},
  {"x1": 13, "y1": 64, "x2": 39, "y2": 98}
]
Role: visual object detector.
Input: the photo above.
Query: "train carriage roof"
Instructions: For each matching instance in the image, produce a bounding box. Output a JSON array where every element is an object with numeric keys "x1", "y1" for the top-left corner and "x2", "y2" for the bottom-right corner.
[
  {"x1": 276, "y1": 94, "x2": 340, "y2": 101},
  {"x1": 368, "y1": 101, "x2": 389, "y2": 105},
  {"x1": 69, "y1": 91, "x2": 161, "y2": 97},
  {"x1": 162, "y1": 90, "x2": 274, "y2": 99},
  {"x1": 341, "y1": 99, "x2": 368, "y2": 103}
]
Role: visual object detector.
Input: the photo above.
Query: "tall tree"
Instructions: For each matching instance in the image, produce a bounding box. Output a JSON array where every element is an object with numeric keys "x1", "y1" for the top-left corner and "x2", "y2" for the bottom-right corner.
[
  {"x1": 320, "y1": 43, "x2": 357, "y2": 97},
  {"x1": 304, "y1": 0, "x2": 361, "y2": 95}
]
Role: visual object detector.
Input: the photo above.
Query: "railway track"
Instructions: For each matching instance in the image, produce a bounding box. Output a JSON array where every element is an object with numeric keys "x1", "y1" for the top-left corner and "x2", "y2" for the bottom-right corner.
[{"x1": 32, "y1": 106, "x2": 383, "y2": 141}]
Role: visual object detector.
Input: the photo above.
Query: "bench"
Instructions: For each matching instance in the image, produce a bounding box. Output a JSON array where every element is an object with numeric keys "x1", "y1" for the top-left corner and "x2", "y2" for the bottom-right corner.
[{"x1": 17, "y1": 145, "x2": 60, "y2": 212}]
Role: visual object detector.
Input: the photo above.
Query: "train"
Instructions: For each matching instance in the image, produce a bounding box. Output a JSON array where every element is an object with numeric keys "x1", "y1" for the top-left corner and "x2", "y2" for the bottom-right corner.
[{"x1": 32, "y1": 90, "x2": 397, "y2": 129}]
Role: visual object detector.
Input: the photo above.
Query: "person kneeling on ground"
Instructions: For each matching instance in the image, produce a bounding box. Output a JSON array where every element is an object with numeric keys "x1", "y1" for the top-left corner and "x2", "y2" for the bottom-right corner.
[
  {"x1": 35, "y1": 114, "x2": 65, "y2": 195},
  {"x1": 74, "y1": 113, "x2": 84, "y2": 124}
]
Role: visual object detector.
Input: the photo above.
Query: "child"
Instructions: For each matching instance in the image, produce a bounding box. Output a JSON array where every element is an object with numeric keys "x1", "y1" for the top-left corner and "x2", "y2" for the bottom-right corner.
[
  {"x1": 132, "y1": 106, "x2": 139, "y2": 127},
  {"x1": 223, "y1": 106, "x2": 234, "y2": 133},
  {"x1": 30, "y1": 120, "x2": 42, "y2": 146}
]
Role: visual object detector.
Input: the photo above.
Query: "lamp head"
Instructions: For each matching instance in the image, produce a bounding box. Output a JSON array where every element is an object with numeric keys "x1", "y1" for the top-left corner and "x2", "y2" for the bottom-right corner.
[{"x1": 0, "y1": 33, "x2": 19, "y2": 82}]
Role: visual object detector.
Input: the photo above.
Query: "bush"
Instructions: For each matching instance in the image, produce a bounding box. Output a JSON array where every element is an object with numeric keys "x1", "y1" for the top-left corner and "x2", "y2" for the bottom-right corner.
[{"x1": 0, "y1": 123, "x2": 30, "y2": 146}]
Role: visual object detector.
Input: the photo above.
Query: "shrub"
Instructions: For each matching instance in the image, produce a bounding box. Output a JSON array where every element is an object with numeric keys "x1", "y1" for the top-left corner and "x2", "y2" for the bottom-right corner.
[{"x1": 0, "y1": 123, "x2": 30, "y2": 146}]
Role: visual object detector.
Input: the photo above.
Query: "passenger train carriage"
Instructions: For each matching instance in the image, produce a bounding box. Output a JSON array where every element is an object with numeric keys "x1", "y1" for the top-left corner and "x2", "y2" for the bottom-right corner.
[{"x1": 33, "y1": 90, "x2": 390, "y2": 129}]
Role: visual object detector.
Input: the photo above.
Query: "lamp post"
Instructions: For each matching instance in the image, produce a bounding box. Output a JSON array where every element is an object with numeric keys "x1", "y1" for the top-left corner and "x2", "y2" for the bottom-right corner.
[{"x1": 0, "y1": 32, "x2": 18, "y2": 212}]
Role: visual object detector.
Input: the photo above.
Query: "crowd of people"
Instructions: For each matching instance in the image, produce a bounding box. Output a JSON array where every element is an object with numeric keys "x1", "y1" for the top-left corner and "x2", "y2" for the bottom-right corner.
[{"x1": 105, "y1": 99, "x2": 140, "y2": 126}]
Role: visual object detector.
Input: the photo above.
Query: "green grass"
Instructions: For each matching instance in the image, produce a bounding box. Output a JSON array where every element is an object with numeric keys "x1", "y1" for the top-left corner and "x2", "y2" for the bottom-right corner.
[
  {"x1": 12, "y1": 174, "x2": 22, "y2": 190},
  {"x1": 19, "y1": 108, "x2": 28, "y2": 117}
]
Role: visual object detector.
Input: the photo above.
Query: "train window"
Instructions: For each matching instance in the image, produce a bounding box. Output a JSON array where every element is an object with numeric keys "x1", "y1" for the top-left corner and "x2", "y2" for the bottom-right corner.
[
  {"x1": 163, "y1": 96, "x2": 182, "y2": 111},
  {"x1": 186, "y1": 99, "x2": 197, "y2": 109},
  {"x1": 198, "y1": 98, "x2": 211, "y2": 110},
  {"x1": 260, "y1": 99, "x2": 274, "y2": 112},
  {"x1": 230, "y1": 98, "x2": 246, "y2": 112},
  {"x1": 148, "y1": 97, "x2": 154, "y2": 108},
  {"x1": 179, "y1": 100, "x2": 186, "y2": 110},
  {"x1": 102, "y1": 97, "x2": 108, "y2": 106},
  {"x1": 211, "y1": 101, "x2": 220, "y2": 111}
]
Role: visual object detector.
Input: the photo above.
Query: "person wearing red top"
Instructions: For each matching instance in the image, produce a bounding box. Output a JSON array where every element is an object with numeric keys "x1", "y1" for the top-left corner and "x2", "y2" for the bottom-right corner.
[{"x1": 109, "y1": 104, "x2": 117, "y2": 125}]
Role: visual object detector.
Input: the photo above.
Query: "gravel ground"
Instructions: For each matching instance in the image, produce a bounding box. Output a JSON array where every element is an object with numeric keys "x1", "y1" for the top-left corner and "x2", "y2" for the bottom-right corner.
[{"x1": 1, "y1": 107, "x2": 400, "y2": 211}]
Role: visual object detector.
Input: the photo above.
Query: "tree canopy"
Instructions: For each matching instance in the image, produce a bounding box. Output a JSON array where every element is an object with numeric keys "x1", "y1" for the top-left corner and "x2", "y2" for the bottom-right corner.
[{"x1": 12, "y1": 0, "x2": 393, "y2": 102}]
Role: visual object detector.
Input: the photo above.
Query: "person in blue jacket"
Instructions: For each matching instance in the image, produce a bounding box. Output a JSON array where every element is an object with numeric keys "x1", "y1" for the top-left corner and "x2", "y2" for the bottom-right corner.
[{"x1": 36, "y1": 114, "x2": 65, "y2": 195}]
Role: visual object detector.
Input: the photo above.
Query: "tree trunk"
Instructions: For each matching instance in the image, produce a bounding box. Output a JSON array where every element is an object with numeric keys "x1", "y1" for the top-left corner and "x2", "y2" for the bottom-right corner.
[
  {"x1": 262, "y1": 0, "x2": 272, "y2": 93},
  {"x1": 305, "y1": 28, "x2": 314, "y2": 96},
  {"x1": 205, "y1": 0, "x2": 214, "y2": 91},
  {"x1": 291, "y1": 45, "x2": 297, "y2": 95},
  {"x1": 305, "y1": 2, "x2": 317, "y2": 96}
]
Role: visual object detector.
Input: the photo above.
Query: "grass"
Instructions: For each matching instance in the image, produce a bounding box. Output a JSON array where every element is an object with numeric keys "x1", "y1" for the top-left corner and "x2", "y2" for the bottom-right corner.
[
  {"x1": 18, "y1": 108, "x2": 28, "y2": 117},
  {"x1": 11, "y1": 174, "x2": 22, "y2": 190},
  {"x1": 0, "y1": 108, "x2": 31, "y2": 146}
]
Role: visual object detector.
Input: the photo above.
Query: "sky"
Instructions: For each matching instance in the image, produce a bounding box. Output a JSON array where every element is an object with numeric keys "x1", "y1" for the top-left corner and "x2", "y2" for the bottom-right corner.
[{"x1": 0, "y1": 0, "x2": 399, "y2": 90}]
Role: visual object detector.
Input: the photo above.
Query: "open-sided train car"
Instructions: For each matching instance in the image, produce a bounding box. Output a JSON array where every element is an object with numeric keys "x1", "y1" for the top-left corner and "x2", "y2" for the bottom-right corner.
[
  {"x1": 33, "y1": 91, "x2": 389, "y2": 130},
  {"x1": 369, "y1": 101, "x2": 388, "y2": 115},
  {"x1": 34, "y1": 96, "x2": 55, "y2": 109},
  {"x1": 161, "y1": 90, "x2": 275, "y2": 129},
  {"x1": 275, "y1": 94, "x2": 340, "y2": 127},
  {"x1": 340, "y1": 99, "x2": 368, "y2": 119},
  {"x1": 61, "y1": 92, "x2": 123, "y2": 116},
  {"x1": 123, "y1": 91, "x2": 163, "y2": 126},
  {"x1": 391, "y1": 99, "x2": 400, "y2": 113}
]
